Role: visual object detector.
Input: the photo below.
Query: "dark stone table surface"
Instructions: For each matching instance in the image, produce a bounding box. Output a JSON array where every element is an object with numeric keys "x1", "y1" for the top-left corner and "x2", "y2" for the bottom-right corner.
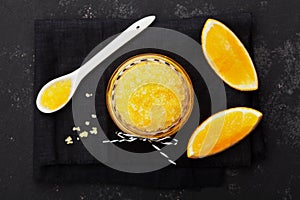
[{"x1": 0, "y1": 0, "x2": 299, "y2": 199}]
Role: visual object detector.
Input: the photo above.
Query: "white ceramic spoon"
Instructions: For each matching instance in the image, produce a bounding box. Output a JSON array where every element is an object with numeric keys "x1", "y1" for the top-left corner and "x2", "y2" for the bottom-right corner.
[{"x1": 36, "y1": 15, "x2": 156, "y2": 113}]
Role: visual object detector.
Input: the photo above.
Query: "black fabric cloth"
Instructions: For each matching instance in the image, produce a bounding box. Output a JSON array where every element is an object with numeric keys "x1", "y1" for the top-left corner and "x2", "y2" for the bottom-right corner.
[{"x1": 34, "y1": 13, "x2": 264, "y2": 188}]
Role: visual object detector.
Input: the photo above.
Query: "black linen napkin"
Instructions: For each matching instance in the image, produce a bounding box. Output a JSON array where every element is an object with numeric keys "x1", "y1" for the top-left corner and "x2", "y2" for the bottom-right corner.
[{"x1": 34, "y1": 13, "x2": 264, "y2": 188}]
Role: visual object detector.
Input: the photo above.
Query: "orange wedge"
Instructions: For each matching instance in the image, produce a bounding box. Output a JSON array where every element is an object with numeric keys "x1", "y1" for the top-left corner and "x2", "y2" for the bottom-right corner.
[
  {"x1": 201, "y1": 19, "x2": 258, "y2": 91},
  {"x1": 187, "y1": 107, "x2": 262, "y2": 158}
]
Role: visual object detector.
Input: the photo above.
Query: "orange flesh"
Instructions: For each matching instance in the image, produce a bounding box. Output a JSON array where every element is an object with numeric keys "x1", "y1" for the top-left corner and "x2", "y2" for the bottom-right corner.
[
  {"x1": 210, "y1": 111, "x2": 258, "y2": 153},
  {"x1": 40, "y1": 79, "x2": 72, "y2": 110},
  {"x1": 187, "y1": 107, "x2": 262, "y2": 158},
  {"x1": 203, "y1": 19, "x2": 258, "y2": 90}
]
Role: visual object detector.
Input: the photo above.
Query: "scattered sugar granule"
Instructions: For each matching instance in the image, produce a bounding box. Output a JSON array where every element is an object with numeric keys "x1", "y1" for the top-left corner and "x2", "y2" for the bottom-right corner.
[
  {"x1": 91, "y1": 114, "x2": 97, "y2": 118},
  {"x1": 85, "y1": 93, "x2": 93, "y2": 98},
  {"x1": 79, "y1": 131, "x2": 88, "y2": 138},
  {"x1": 72, "y1": 126, "x2": 80, "y2": 131},
  {"x1": 65, "y1": 136, "x2": 73, "y2": 144},
  {"x1": 76, "y1": 137, "x2": 80, "y2": 141},
  {"x1": 85, "y1": 121, "x2": 90, "y2": 126},
  {"x1": 90, "y1": 127, "x2": 97, "y2": 135}
]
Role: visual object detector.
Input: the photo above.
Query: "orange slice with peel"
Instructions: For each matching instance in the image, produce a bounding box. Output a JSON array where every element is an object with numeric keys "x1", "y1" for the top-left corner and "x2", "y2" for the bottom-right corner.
[
  {"x1": 187, "y1": 107, "x2": 262, "y2": 158},
  {"x1": 201, "y1": 19, "x2": 258, "y2": 91}
]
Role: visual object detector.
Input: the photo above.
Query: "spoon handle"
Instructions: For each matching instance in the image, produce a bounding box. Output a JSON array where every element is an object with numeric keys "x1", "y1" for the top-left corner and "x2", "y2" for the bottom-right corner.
[{"x1": 76, "y1": 15, "x2": 156, "y2": 81}]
